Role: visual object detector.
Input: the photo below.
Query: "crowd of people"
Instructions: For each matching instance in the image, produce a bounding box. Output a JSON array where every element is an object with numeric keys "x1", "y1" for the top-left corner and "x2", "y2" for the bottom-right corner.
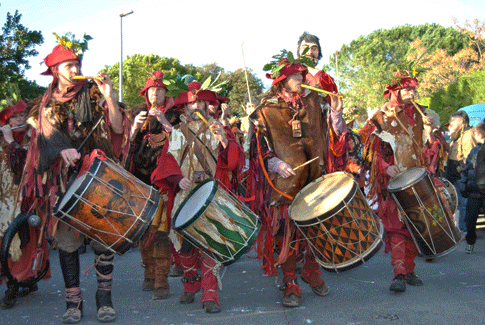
[{"x1": 0, "y1": 30, "x2": 483, "y2": 324}]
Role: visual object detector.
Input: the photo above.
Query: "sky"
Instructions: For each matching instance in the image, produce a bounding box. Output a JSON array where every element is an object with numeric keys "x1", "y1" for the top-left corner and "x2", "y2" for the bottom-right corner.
[{"x1": 3, "y1": 0, "x2": 485, "y2": 90}]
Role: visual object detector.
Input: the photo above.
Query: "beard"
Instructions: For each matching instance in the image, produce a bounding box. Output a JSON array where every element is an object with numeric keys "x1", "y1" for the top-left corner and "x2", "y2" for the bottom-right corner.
[{"x1": 311, "y1": 56, "x2": 319, "y2": 66}]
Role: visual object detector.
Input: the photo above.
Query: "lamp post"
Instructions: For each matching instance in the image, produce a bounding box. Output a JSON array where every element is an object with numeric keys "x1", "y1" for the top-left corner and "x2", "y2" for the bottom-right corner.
[{"x1": 119, "y1": 10, "x2": 134, "y2": 102}]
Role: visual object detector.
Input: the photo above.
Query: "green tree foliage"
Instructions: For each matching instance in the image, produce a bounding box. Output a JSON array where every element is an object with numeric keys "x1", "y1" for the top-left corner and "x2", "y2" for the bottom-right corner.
[
  {"x1": 0, "y1": 10, "x2": 45, "y2": 100},
  {"x1": 428, "y1": 69, "x2": 485, "y2": 124},
  {"x1": 101, "y1": 54, "x2": 200, "y2": 107},
  {"x1": 326, "y1": 23, "x2": 470, "y2": 113}
]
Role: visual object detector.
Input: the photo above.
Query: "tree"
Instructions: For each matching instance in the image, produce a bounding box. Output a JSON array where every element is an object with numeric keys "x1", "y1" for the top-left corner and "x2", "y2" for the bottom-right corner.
[
  {"x1": 0, "y1": 10, "x2": 44, "y2": 99},
  {"x1": 225, "y1": 68, "x2": 264, "y2": 116},
  {"x1": 453, "y1": 18, "x2": 485, "y2": 67},
  {"x1": 325, "y1": 23, "x2": 470, "y2": 114},
  {"x1": 428, "y1": 70, "x2": 485, "y2": 124},
  {"x1": 101, "y1": 54, "x2": 200, "y2": 107}
]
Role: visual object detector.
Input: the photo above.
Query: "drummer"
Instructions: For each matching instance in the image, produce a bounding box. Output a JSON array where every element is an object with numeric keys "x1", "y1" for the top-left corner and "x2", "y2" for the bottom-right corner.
[
  {"x1": 151, "y1": 81, "x2": 244, "y2": 313},
  {"x1": 127, "y1": 71, "x2": 182, "y2": 300},
  {"x1": 248, "y1": 53, "x2": 346, "y2": 307},
  {"x1": 363, "y1": 71, "x2": 434, "y2": 292},
  {"x1": 22, "y1": 33, "x2": 130, "y2": 323}
]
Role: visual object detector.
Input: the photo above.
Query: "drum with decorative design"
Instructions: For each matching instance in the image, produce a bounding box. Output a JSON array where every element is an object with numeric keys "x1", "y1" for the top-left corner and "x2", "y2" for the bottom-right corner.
[
  {"x1": 172, "y1": 178, "x2": 260, "y2": 266},
  {"x1": 289, "y1": 172, "x2": 383, "y2": 272},
  {"x1": 55, "y1": 157, "x2": 159, "y2": 255},
  {"x1": 387, "y1": 167, "x2": 461, "y2": 258}
]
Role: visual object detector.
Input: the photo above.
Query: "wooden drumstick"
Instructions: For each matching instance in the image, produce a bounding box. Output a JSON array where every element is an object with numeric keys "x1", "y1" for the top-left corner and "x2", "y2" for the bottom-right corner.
[{"x1": 293, "y1": 156, "x2": 320, "y2": 171}]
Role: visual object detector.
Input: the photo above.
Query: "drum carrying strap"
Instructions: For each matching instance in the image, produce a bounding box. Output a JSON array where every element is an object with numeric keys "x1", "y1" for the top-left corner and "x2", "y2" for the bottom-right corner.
[{"x1": 179, "y1": 124, "x2": 215, "y2": 178}]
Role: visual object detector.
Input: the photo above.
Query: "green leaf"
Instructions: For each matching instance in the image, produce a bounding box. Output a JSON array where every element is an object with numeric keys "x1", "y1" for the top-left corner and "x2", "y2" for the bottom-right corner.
[
  {"x1": 287, "y1": 51, "x2": 294, "y2": 64},
  {"x1": 200, "y1": 76, "x2": 211, "y2": 90}
]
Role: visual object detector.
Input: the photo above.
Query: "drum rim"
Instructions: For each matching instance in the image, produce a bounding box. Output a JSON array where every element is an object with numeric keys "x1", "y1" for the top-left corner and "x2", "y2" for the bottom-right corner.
[
  {"x1": 53, "y1": 157, "x2": 103, "y2": 217},
  {"x1": 387, "y1": 167, "x2": 427, "y2": 193},
  {"x1": 172, "y1": 178, "x2": 218, "y2": 230},
  {"x1": 289, "y1": 172, "x2": 358, "y2": 227}
]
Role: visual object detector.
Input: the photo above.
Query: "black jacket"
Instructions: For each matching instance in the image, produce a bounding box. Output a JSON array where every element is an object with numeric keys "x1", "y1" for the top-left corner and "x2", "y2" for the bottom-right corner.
[{"x1": 458, "y1": 143, "x2": 485, "y2": 199}]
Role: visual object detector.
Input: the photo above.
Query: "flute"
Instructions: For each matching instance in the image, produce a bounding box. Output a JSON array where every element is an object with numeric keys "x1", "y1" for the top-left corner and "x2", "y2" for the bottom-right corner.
[
  {"x1": 0, "y1": 124, "x2": 27, "y2": 132},
  {"x1": 301, "y1": 84, "x2": 343, "y2": 98},
  {"x1": 72, "y1": 75, "x2": 105, "y2": 81}
]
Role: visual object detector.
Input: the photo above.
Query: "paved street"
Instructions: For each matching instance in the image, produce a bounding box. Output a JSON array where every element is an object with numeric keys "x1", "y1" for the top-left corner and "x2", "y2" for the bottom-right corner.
[{"x1": 1, "y1": 235, "x2": 485, "y2": 325}]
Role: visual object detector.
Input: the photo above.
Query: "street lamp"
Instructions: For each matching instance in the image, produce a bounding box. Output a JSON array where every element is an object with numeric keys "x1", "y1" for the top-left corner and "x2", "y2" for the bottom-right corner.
[{"x1": 119, "y1": 10, "x2": 134, "y2": 102}]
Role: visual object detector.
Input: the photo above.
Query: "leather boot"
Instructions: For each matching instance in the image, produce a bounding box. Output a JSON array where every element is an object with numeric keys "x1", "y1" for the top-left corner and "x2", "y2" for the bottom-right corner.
[
  {"x1": 152, "y1": 231, "x2": 171, "y2": 300},
  {"x1": 59, "y1": 249, "x2": 83, "y2": 324},
  {"x1": 94, "y1": 250, "x2": 115, "y2": 322},
  {"x1": 301, "y1": 257, "x2": 329, "y2": 296},
  {"x1": 139, "y1": 242, "x2": 155, "y2": 291}
]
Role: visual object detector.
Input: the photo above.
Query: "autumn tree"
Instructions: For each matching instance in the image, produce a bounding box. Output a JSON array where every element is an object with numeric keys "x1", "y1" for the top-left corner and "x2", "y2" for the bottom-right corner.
[
  {"x1": 453, "y1": 17, "x2": 485, "y2": 67},
  {"x1": 325, "y1": 23, "x2": 469, "y2": 114}
]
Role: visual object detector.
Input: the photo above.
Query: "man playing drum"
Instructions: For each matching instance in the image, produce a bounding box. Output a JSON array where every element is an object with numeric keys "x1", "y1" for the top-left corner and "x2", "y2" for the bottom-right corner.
[
  {"x1": 248, "y1": 55, "x2": 346, "y2": 307},
  {"x1": 154, "y1": 81, "x2": 244, "y2": 313},
  {"x1": 22, "y1": 34, "x2": 129, "y2": 323},
  {"x1": 0, "y1": 93, "x2": 50, "y2": 309},
  {"x1": 127, "y1": 71, "x2": 181, "y2": 300},
  {"x1": 363, "y1": 72, "x2": 434, "y2": 292}
]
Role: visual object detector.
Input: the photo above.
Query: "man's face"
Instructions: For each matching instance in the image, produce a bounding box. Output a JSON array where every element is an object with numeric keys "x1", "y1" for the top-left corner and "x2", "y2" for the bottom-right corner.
[
  {"x1": 299, "y1": 40, "x2": 320, "y2": 66},
  {"x1": 185, "y1": 100, "x2": 206, "y2": 120},
  {"x1": 57, "y1": 60, "x2": 80, "y2": 85},
  {"x1": 473, "y1": 129, "x2": 484, "y2": 144},
  {"x1": 399, "y1": 87, "x2": 415, "y2": 104},
  {"x1": 284, "y1": 72, "x2": 304, "y2": 94},
  {"x1": 8, "y1": 112, "x2": 26, "y2": 128},
  {"x1": 447, "y1": 116, "x2": 465, "y2": 134},
  {"x1": 147, "y1": 86, "x2": 166, "y2": 107}
]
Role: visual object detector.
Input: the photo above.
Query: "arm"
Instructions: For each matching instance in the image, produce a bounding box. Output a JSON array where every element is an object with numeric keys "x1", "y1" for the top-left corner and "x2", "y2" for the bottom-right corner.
[{"x1": 95, "y1": 72, "x2": 123, "y2": 134}]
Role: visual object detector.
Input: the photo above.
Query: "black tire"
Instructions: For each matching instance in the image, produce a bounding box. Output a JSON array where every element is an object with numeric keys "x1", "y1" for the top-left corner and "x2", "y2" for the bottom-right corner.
[{"x1": 0, "y1": 212, "x2": 49, "y2": 287}]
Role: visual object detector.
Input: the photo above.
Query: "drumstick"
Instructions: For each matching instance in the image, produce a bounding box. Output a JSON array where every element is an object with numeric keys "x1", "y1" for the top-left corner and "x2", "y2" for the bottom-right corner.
[
  {"x1": 72, "y1": 75, "x2": 105, "y2": 81},
  {"x1": 293, "y1": 156, "x2": 319, "y2": 171},
  {"x1": 301, "y1": 84, "x2": 343, "y2": 98}
]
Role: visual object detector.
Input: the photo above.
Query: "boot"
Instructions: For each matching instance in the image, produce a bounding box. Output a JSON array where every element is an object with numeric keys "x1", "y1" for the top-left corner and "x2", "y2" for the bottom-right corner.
[
  {"x1": 281, "y1": 254, "x2": 302, "y2": 308},
  {"x1": 94, "y1": 250, "x2": 115, "y2": 322},
  {"x1": 179, "y1": 248, "x2": 201, "y2": 304},
  {"x1": 152, "y1": 232, "x2": 171, "y2": 300},
  {"x1": 389, "y1": 274, "x2": 406, "y2": 292},
  {"x1": 139, "y1": 242, "x2": 155, "y2": 291},
  {"x1": 301, "y1": 257, "x2": 329, "y2": 296},
  {"x1": 0, "y1": 281, "x2": 19, "y2": 309},
  {"x1": 59, "y1": 250, "x2": 83, "y2": 324},
  {"x1": 406, "y1": 273, "x2": 423, "y2": 286}
]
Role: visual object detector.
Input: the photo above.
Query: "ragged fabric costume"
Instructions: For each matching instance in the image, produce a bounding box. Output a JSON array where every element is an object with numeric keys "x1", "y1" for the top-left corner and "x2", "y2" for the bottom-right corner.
[
  {"x1": 0, "y1": 99, "x2": 51, "y2": 308},
  {"x1": 362, "y1": 77, "x2": 426, "y2": 281},
  {"x1": 248, "y1": 60, "x2": 346, "y2": 303},
  {"x1": 126, "y1": 71, "x2": 182, "y2": 299},
  {"x1": 159, "y1": 82, "x2": 245, "y2": 309},
  {"x1": 23, "y1": 76, "x2": 129, "y2": 319}
]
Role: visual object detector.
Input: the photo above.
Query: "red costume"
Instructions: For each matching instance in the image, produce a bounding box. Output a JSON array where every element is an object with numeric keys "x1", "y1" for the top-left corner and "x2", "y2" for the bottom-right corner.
[
  {"x1": 127, "y1": 71, "x2": 182, "y2": 300},
  {"x1": 155, "y1": 81, "x2": 244, "y2": 313},
  {"x1": 363, "y1": 74, "x2": 427, "y2": 291},
  {"x1": 249, "y1": 59, "x2": 346, "y2": 307}
]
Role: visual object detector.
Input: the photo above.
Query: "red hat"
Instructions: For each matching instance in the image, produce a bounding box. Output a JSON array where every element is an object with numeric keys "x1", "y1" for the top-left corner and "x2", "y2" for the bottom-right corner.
[
  {"x1": 266, "y1": 60, "x2": 307, "y2": 85},
  {"x1": 174, "y1": 81, "x2": 219, "y2": 106},
  {"x1": 383, "y1": 72, "x2": 418, "y2": 99},
  {"x1": 41, "y1": 44, "x2": 81, "y2": 75},
  {"x1": 0, "y1": 100, "x2": 26, "y2": 125},
  {"x1": 139, "y1": 71, "x2": 167, "y2": 97}
]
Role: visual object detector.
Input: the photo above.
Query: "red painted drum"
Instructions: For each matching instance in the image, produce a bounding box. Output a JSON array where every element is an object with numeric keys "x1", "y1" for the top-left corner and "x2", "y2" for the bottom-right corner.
[
  {"x1": 387, "y1": 167, "x2": 461, "y2": 258},
  {"x1": 289, "y1": 172, "x2": 383, "y2": 272}
]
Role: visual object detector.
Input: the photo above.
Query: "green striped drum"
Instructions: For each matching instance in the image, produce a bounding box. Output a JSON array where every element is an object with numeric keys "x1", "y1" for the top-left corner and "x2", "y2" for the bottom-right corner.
[{"x1": 172, "y1": 178, "x2": 261, "y2": 266}]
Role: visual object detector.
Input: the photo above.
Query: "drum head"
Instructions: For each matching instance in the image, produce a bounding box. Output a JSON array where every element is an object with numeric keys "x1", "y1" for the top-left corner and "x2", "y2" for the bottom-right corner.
[
  {"x1": 172, "y1": 179, "x2": 217, "y2": 230},
  {"x1": 387, "y1": 167, "x2": 427, "y2": 192},
  {"x1": 290, "y1": 172, "x2": 356, "y2": 225}
]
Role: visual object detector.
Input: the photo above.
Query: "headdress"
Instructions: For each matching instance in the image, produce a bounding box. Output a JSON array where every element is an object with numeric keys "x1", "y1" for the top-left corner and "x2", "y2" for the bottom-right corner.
[
  {"x1": 263, "y1": 50, "x2": 311, "y2": 85},
  {"x1": 0, "y1": 84, "x2": 26, "y2": 125},
  {"x1": 41, "y1": 32, "x2": 92, "y2": 75},
  {"x1": 139, "y1": 71, "x2": 168, "y2": 107}
]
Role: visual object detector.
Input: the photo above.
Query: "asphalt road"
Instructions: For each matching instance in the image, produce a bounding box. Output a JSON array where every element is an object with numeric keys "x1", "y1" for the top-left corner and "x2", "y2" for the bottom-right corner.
[{"x1": 1, "y1": 234, "x2": 485, "y2": 325}]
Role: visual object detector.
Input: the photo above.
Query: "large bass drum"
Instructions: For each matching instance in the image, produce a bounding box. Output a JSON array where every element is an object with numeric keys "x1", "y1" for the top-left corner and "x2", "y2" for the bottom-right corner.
[
  {"x1": 289, "y1": 172, "x2": 383, "y2": 273},
  {"x1": 387, "y1": 167, "x2": 461, "y2": 258},
  {"x1": 55, "y1": 156, "x2": 159, "y2": 255}
]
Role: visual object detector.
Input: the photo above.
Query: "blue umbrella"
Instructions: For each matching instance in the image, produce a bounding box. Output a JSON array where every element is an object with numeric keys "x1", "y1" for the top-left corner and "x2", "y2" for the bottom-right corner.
[{"x1": 458, "y1": 103, "x2": 485, "y2": 126}]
